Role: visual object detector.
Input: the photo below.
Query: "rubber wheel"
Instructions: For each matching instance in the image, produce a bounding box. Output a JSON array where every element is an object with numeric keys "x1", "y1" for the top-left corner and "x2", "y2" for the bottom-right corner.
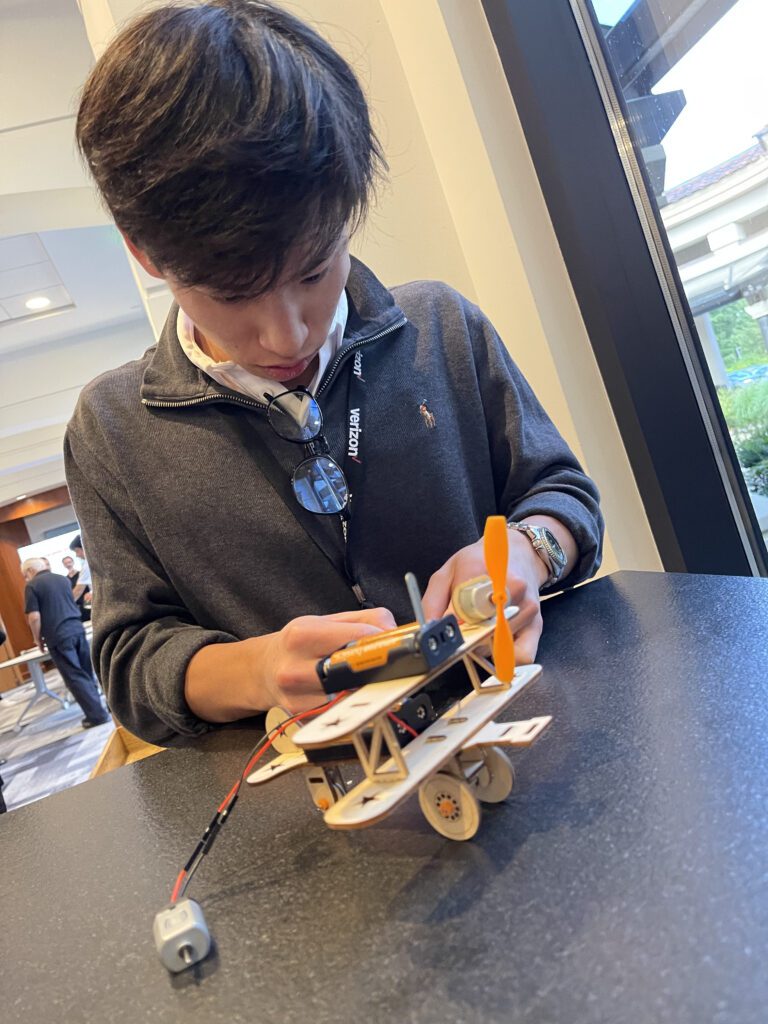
[
  {"x1": 418, "y1": 772, "x2": 481, "y2": 841},
  {"x1": 473, "y1": 746, "x2": 515, "y2": 803}
]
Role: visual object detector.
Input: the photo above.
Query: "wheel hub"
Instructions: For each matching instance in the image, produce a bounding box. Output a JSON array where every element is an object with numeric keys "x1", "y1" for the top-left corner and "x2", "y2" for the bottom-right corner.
[{"x1": 436, "y1": 794, "x2": 460, "y2": 820}]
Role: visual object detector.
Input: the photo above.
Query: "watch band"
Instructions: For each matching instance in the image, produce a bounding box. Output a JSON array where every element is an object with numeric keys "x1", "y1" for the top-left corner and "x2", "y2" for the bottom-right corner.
[{"x1": 506, "y1": 521, "x2": 567, "y2": 588}]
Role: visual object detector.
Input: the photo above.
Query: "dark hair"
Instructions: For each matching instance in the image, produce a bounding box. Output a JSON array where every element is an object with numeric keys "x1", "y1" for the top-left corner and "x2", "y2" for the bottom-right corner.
[
  {"x1": 76, "y1": 1, "x2": 385, "y2": 298},
  {"x1": 69, "y1": 535, "x2": 82, "y2": 551}
]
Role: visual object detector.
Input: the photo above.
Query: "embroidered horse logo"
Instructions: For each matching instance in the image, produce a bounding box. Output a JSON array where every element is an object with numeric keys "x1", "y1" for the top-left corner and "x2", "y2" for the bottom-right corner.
[{"x1": 419, "y1": 399, "x2": 436, "y2": 430}]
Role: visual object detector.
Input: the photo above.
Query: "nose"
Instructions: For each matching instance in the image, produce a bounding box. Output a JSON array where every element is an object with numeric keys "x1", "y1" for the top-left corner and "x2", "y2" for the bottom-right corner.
[{"x1": 256, "y1": 291, "x2": 309, "y2": 361}]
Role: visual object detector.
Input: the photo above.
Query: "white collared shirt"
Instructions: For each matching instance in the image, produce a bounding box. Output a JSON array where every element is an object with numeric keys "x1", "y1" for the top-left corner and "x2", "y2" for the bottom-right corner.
[{"x1": 177, "y1": 291, "x2": 348, "y2": 401}]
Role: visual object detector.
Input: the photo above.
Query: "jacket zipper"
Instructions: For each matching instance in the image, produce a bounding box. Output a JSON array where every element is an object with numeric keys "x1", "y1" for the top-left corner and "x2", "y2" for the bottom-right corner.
[
  {"x1": 315, "y1": 315, "x2": 407, "y2": 398},
  {"x1": 141, "y1": 315, "x2": 407, "y2": 411}
]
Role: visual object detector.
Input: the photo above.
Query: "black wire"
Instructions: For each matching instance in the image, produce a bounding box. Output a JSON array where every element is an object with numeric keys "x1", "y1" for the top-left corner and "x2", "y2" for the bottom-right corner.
[{"x1": 174, "y1": 704, "x2": 327, "y2": 902}]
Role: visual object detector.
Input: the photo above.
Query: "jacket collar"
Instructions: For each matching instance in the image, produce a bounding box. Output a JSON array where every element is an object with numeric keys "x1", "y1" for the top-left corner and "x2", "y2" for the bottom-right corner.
[{"x1": 140, "y1": 257, "x2": 404, "y2": 405}]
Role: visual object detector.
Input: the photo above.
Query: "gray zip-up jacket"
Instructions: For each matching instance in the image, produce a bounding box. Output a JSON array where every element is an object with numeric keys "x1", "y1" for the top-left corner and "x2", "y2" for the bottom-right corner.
[{"x1": 65, "y1": 259, "x2": 603, "y2": 743}]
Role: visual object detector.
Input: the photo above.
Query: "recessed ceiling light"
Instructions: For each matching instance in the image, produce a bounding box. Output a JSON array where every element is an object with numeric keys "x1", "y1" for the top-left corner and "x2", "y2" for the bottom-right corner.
[
  {"x1": 25, "y1": 296, "x2": 51, "y2": 311},
  {"x1": 15, "y1": 494, "x2": 28, "y2": 501}
]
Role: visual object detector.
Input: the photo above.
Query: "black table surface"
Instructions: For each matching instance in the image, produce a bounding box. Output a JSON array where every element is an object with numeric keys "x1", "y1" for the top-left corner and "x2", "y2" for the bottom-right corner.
[{"x1": 2, "y1": 570, "x2": 767, "y2": 1024}]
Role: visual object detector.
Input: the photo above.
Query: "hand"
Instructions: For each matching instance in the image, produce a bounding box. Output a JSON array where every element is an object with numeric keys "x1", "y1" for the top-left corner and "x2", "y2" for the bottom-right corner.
[
  {"x1": 421, "y1": 531, "x2": 547, "y2": 664},
  {"x1": 253, "y1": 607, "x2": 397, "y2": 714}
]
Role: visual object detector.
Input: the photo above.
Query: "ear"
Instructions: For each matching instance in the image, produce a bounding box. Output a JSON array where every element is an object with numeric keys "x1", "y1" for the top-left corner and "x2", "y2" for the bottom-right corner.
[{"x1": 120, "y1": 230, "x2": 165, "y2": 280}]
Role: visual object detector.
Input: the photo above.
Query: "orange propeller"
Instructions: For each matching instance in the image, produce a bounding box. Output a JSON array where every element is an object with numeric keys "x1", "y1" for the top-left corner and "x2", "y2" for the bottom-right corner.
[{"x1": 483, "y1": 515, "x2": 515, "y2": 683}]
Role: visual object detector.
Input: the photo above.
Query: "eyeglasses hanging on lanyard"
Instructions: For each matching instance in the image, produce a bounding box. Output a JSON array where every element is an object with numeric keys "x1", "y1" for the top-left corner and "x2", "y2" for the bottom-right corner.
[{"x1": 266, "y1": 389, "x2": 349, "y2": 516}]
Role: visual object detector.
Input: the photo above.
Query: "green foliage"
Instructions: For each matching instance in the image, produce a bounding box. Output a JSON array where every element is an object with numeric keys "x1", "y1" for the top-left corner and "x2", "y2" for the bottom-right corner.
[
  {"x1": 717, "y1": 380, "x2": 768, "y2": 496},
  {"x1": 717, "y1": 378, "x2": 768, "y2": 433},
  {"x1": 710, "y1": 299, "x2": 767, "y2": 371},
  {"x1": 742, "y1": 451, "x2": 768, "y2": 496}
]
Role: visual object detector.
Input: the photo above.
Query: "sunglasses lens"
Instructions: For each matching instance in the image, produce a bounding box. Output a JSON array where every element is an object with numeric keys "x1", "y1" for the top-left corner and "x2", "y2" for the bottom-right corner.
[
  {"x1": 292, "y1": 457, "x2": 348, "y2": 514},
  {"x1": 268, "y1": 391, "x2": 322, "y2": 442}
]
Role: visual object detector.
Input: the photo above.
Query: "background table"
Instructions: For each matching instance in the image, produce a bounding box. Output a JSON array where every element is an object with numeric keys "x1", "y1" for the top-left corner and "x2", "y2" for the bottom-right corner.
[
  {"x1": 1, "y1": 571, "x2": 767, "y2": 1023},
  {"x1": 0, "y1": 623, "x2": 92, "y2": 732},
  {"x1": 0, "y1": 648, "x2": 71, "y2": 732}
]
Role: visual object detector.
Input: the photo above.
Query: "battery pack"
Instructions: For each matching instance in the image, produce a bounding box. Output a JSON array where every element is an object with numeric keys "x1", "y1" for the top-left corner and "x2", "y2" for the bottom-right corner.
[{"x1": 318, "y1": 614, "x2": 463, "y2": 693}]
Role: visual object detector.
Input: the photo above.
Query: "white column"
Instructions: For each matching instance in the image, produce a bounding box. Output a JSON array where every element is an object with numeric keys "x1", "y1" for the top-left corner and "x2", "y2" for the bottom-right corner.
[
  {"x1": 77, "y1": 0, "x2": 172, "y2": 339},
  {"x1": 694, "y1": 313, "x2": 730, "y2": 388}
]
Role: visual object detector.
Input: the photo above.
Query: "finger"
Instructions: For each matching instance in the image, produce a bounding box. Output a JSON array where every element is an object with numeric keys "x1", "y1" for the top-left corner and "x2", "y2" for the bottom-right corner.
[
  {"x1": 511, "y1": 614, "x2": 543, "y2": 665},
  {"x1": 279, "y1": 689, "x2": 333, "y2": 715},
  {"x1": 505, "y1": 574, "x2": 529, "y2": 607},
  {"x1": 325, "y1": 607, "x2": 396, "y2": 630},
  {"x1": 283, "y1": 617, "x2": 390, "y2": 660},
  {"x1": 510, "y1": 598, "x2": 538, "y2": 636},
  {"x1": 421, "y1": 560, "x2": 456, "y2": 620}
]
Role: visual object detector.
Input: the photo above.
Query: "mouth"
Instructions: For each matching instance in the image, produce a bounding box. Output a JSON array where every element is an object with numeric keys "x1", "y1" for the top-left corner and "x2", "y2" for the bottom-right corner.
[{"x1": 255, "y1": 356, "x2": 314, "y2": 381}]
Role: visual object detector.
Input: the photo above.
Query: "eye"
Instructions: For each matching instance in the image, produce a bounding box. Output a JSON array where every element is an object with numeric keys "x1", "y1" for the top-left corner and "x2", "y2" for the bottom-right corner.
[{"x1": 301, "y1": 267, "x2": 328, "y2": 286}]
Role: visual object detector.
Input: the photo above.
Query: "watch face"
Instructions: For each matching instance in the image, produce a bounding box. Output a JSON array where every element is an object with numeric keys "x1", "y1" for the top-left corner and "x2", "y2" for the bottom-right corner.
[{"x1": 543, "y1": 528, "x2": 565, "y2": 563}]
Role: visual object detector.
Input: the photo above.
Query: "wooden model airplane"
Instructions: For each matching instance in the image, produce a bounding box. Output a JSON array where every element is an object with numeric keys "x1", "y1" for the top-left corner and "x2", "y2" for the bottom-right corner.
[{"x1": 247, "y1": 517, "x2": 551, "y2": 841}]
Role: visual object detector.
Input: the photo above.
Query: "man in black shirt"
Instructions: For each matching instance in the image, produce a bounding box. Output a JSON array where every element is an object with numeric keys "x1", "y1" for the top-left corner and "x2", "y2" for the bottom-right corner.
[{"x1": 22, "y1": 558, "x2": 109, "y2": 728}]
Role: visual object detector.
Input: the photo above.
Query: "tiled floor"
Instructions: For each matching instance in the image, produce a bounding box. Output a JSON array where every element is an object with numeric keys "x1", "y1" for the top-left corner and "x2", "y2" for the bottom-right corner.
[{"x1": 0, "y1": 671, "x2": 114, "y2": 812}]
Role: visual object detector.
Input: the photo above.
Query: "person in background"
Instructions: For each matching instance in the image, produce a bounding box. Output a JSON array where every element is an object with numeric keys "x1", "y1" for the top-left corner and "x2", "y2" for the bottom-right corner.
[
  {"x1": 0, "y1": 617, "x2": 8, "y2": 807},
  {"x1": 63, "y1": 553, "x2": 90, "y2": 623},
  {"x1": 69, "y1": 535, "x2": 92, "y2": 613},
  {"x1": 0, "y1": 612, "x2": 6, "y2": 702},
  {"x1": 21, "y1": 557, "x2": 109, "y2": 729}
]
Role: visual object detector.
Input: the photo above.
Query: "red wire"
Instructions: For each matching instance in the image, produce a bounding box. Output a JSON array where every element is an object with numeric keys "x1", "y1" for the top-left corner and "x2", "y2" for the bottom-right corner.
[
  {"x1": 388, "y1": 710, "x2": 419, "y2": 738},
  {"x1": 171, "y1": 870, "x2": 187, "y2": 904},
  {"x1": 228, "y1": 690, "x2": 350, "y2": 804},
  {"x1": 170, "y1": 691, "x2": 350, "y2": 903}
]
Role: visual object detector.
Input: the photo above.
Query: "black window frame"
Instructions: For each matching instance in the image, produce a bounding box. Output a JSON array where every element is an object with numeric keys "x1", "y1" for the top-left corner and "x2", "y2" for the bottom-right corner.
[{"x1": 482, "y1": 0, "x2": 767, "y2": 576}]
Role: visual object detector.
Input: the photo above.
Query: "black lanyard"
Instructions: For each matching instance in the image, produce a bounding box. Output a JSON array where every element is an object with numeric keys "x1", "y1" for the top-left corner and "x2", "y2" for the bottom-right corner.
[
  {"x1": 246, "y1": 349, "x2": 371, "y2": 606},
  {"x1": 338, "y1": 345, "x2": 368, "y2": 602}
]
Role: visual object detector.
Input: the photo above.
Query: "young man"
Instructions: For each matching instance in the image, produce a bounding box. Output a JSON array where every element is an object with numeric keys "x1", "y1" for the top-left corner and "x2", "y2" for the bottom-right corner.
[
  {"x1": 22, "y1": 558, "x2": 109, "y2": 728},
  {"x1": 68, "y1": 535, "x2": 92, "y2": 606},
  {"x1": 63, "y1": 548, "x2": 91, "y2": 622},
  {"x1": 66, "y1": 0, "x2": 604, "y2": 745}
]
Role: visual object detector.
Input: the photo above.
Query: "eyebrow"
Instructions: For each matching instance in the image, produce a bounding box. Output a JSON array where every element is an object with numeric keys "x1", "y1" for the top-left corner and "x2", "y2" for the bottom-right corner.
[
  {"x1": 295, "y1": 246, "x2": 336, "y2": 279},
  {"x1": 205, "y1": 238, "x2": 343, "y2": 302}
]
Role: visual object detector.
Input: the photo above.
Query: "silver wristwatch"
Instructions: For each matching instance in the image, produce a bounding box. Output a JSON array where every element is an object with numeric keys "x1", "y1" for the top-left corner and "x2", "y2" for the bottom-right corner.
[{"x1": 506, "y1": 521, "x2": 567, "y2": 588}]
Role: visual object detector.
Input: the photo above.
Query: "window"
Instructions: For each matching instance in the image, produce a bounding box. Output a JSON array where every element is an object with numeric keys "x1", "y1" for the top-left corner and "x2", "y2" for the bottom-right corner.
[
  {"x1": 592, "y1": 0, "x2": 768, "y2": 548},
  {"x1": 484, "y1": 0, "x2": 768, "y2": 574}
]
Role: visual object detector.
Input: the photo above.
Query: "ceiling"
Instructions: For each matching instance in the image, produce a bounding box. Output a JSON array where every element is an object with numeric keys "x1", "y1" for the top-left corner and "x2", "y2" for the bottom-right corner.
[{"x1": 0, "y1": 227, "x2": 149, "y2": 357}]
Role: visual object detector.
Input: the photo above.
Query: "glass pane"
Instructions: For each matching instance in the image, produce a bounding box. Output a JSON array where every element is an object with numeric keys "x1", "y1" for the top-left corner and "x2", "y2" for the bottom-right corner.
[{"x1": 586, "y1": 0, "x2": 768, "y2": 549}]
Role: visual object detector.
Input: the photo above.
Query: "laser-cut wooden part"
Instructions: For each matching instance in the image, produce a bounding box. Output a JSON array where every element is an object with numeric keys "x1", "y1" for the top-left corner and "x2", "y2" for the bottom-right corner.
[
  {"x1": 294, "y1": 614, "x2": 518, "y2": 751},
  {"x1": 467, "y1": 746, "x2": 515, "y2": 803},
  {"x1": 265, "y1": 705, "x2": 302, "y2": 755},
  {"x1": 468, "y1": 716, "x2": 552, "y2": 749},
  {"x1": 304, "y1": 765, "x2": 348, "y2": 811},
  {"x1": 246, "y1": 751, "x2": 307, "y2": 785},
  {"x1": 322, "y1": 664, "x2": 541, "y2": 831}
]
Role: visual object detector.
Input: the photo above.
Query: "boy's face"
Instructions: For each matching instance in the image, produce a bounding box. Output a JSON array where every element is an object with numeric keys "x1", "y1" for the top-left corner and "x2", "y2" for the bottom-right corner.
[{"x1": 127, "y1": 235, "x2": 351, "y2": 387}]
